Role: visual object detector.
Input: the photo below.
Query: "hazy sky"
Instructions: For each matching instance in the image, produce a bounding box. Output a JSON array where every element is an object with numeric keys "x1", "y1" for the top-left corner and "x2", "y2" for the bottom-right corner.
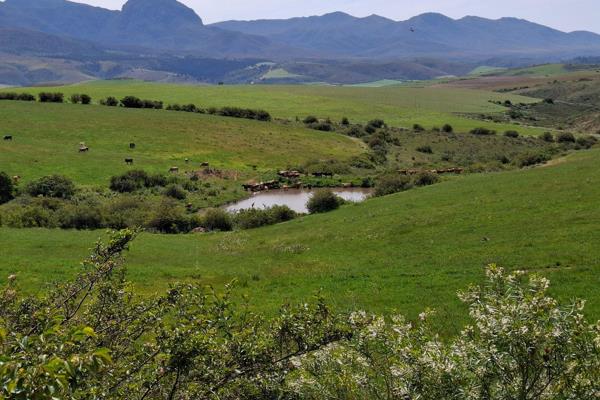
[{"x1": 75, "y1": 0, "x2": 599, "y2": 33}]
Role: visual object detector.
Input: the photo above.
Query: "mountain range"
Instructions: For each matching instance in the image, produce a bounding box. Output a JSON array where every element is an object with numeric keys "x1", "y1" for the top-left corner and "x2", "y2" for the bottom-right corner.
[{"x1": 1, "y1": 0, "x2": 600, "y2": 85}]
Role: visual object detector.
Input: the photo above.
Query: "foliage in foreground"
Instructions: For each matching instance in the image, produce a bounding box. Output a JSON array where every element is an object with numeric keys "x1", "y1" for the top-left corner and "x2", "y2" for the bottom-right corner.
[{"x1": 0, "y1": 231, "x2": 599, "y2": 399}]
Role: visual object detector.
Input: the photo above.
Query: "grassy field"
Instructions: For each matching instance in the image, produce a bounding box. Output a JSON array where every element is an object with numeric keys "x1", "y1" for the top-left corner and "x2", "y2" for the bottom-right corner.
[
  {"x1": 20, "y1": 80, "x2": 547, "y2": 135},
  {"x1": 2, "y1": 147, "x2": 599, "y2": 335},
  {"x1": 0, "y1": 101, "x2": 363, "y2": 185}
]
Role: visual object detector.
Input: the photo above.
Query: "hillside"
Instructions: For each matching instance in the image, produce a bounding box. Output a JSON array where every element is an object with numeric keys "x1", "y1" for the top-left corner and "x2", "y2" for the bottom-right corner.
[
  {"x1": 0, "y1": 101, "x2": 363, "y2": 186},
  {"x1": 2, "y1": 147, "x2": 599, "y2": 335},
  {"x1": 20, "y1": 80, "x2": 547, "y2": 135}
]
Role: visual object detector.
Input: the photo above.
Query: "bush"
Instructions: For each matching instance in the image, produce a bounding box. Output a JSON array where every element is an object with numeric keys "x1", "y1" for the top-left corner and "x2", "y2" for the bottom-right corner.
[
  {"x1": 517, "y1": 151, "x2": 551, "y2": 167},
  {"x1": 539, "y1": 132, "x2": 554, "y2": 142},
  {"x1": 0, "y1": 172, "x2": 14, "y2": 204},
  {"x1": 367, "y1": 119, "x2": 386, "y2": 129},
  {"x1": 414, "y1": 171, "x2": 440, "y2": 186},
  {"x1": 374, "y1": 174, "x2": 413, "y2": 197},
  {"x1": 109, "y1": 170, "x2": 167, "y2": 193},
  {"x1": 80, "y1": 94, "x2": 91, "y2": 105},
  {"x1": 100, "y1": 96, "x2": 119, "y2": 106},
  {"x1": 341, "y1": 117, "x2": 350, "y2": 125},
  {"x1": 306, "y1": 189, "x2": 343, "y2": 214},
  {"x1": 416, "y1": 145, "x2": 433, "y2": 154},
  {"x1": 441, "y1": 124, "x2": 453, "y2": 133},
  {"x1": 543, "y1": 97, "x2": 555, "y2": 104},
  {"x1": 200, "y1": 208, "x2": 233, "y2": 231},
  {"x1": 556, "y1": 132, "x2": 576, "y2": 143},
  {"x1": 164, "y1": 184, "x2": 187, "y2": 200},
  {"x1": 58, "y1": 204, "x2": 103, "y2": 230},
  {"x1": 233, "y1": 205, "x2": 296, "y2": 230},
  {"x1": 120, "y1": 96, "x2": 144, "y2": 108},
  {"x1": 26, "y1": 175, "x2": 75, "y2": 199},
  {"x1": 146, "y1": 200, "x2": 192, "y2": 234},
  {"x1": 6, "y1": 205, "x2": 55, "y2": 228},
  {"x1": 308, "y1": 122, "x2": 334, "y2": 132},
  {"x1": 470, "y1": 127, "x2": 496, "y2": 135},
  {"x1": 412, "y1": 124, "x2": 425, "y2": 132},
  {"x1": 217, "y1": 107, "x2": 271, "y2": 121},
  {"x1": 0, "y1": 92, "x2": 35, "y2": 101},
  {"x1": 504, "y1": 130, "x2": 520, "y2": 138},
  {"x1": 70, "y1": 94, "x2": 82, "y2": 104},
  {"x1": 303, "y1": 116, "x2": 319, "y2": 124},
  {"x1": 38, "y1": 92, "x2": 64, "y2": 103},
  {"x1": 576, "y1": 136, "x2": 597, "y2": 149}
]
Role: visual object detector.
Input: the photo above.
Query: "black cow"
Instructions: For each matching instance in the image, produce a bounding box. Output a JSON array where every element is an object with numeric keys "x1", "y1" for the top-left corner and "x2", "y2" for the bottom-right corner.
[
  {"x1": 129, "y1": 143, "x2": 136, "y2": 149},
  {"x1": 3, "y1": 135, "x2": 12, "y2": 141},
  {"x1": 125, "y1": 158, "x2": 134, "y2": 165}
]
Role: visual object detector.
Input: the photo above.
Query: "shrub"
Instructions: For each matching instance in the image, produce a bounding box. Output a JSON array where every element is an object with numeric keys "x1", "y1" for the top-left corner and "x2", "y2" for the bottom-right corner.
[
  {"x1": 8, "y1": 205, "x2": 55, "y2": 228},
  {"x1": 142, "y1": 99, "x2": 163, "y2": 109},
  {"x1": 470, "y1": 127, "x2": 496, "y2": 135},
  {"x1": 0, "y1": 92, "x2": 35, "y2": 101},
  {"x1": 217, "y1": 107, "x2": 271, "y2": 121},
  {"x1": 543, "y1": 97, "x2": 555, "y2": 104},
  {"x1": 109, "y1": 170, "x2": 167, "y2": 193},
  {"x1": 306, "y1": 189, "x2": 343, "y2": 214},
  {"x1": 38, "y1": 92, "x2": 64, "y2": 103},
  {"x1": 441, "y1": 124, "x2": 453, "y2": 133},
  {"x1": 576, "y1": 135, "x2": 598, "y2": 149},
  {"x1": 504, "y1": 130, "x2": 520, "y2": 138},
  {"x1": 102, "y1": 196, "x2": 149, "y2": 229},
  {"x1": 414, "y1": 171, "x2": 440, "y2": 186},
  {"x1": 303, "y1": 116, "x2": 319, "y2": 124},
  {"x1": 120, "y1": 96, "x2": 144, "y2": 108},
  {"x1": 308, "y1": 122, "x2": 334, "y2": 132},
  {"x1": 367, "y1": 119, "x2": 386, "y2": 129},
  {"x1": 268, "y1": 205, "x2": 296, "y2": 223},
  {"x1": 234, "y1": 205, "x2": 297, "y2": 230},
  {"x1": 517, "y1": 151, "x2": 551, "y2": 167},
  {"x1": 164, "y1": 184, "x2": 187, "y2": 200},
  {"x1": 146, "y1": 200, "x2": 191, "y2": 234},
  {"x1": 416, "y1": 145, "x2": 433, "y2": 154},
  {"x1": 539, "y1": 132, "x2": 554, "y2": 142},
  {"x1": 100, "y1": 96, "x2": 119, "y2": 106},
  {"x1": 80, "y1": 94, "x2": 91, "y2": 105},
  {"x1": 345, "y1": 126, "x2": 365, "y2": 138},
  {"x1": 26, "y1": 175, "x2": 75, "y2": 199},
  {"x1": 58, "y1": 204, "x2": 103, "y2": 230},
  {"x1": 556, "y1": 132, "x2": 576, "y2": 143},
  {"x1": 200, "y1": 208, "x2": 233, "y2": 231},
  {"x1": 341, "y1": 117, "x2": 350, "y2": 125},
  {"x1": 0, "y1": 172, "x2": 15, "y2": 204},
  {"x1": 70, "y1": 94, "x2": 82, "y2": 104},
  {"x1": 412, "y1": 124, "x2": 425, "y2": 132},
  {"x1": 374, "y1": 174, "x2": 413, "y2": 196}
]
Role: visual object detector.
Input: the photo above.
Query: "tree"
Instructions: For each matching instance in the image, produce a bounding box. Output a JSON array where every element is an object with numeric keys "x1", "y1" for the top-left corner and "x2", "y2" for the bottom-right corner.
[
  {"x1": 0, "y1": 171, "x2": 14, "y2": 204},
  {"x1": 80, "y1": 94, "x2": 92, "y2": 105},
  {"x1": 442, "y1": 123, "x2": 454, "y2": 133}
]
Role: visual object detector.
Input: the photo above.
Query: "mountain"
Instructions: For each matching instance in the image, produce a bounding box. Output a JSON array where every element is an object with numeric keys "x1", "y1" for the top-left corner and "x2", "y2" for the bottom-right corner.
[
  {"x1": 214, "y1": 12, "x2": 600, "y2": 59},
  {"x1": 0, "y1": 0, "x2": 287, "y2": 57}
]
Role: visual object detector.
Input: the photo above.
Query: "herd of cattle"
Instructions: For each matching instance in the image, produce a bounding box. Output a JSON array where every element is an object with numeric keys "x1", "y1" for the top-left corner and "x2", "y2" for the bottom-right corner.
[{"x1": 3, "y1": 135, "x2": 210, "y2": 175}]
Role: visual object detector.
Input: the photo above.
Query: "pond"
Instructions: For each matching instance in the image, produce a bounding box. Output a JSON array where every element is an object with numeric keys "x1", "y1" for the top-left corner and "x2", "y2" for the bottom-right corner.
[{"x1": 225, "y1": 188, "x2": 373, "y2": 214}]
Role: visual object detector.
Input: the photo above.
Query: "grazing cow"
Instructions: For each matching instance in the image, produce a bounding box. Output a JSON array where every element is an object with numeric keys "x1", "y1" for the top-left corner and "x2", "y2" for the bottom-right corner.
[
  {"x1": 79, "y1": 146, "x2": 89, "y2": 153},
  {"x1": 125, "y1": 158, "x2": 134, "y2": 165},
  {"x1": 201, "y1": 162, "x2": 209, "y2": 167},
  {"x1": 12, "y1": 175, "x2": 20, "y2": 183},
  {"x1": 129, "y1": 143, "x2": 136, "y2": 149},
  {"x1": 185, "y1": 158, "x2": 189, "y2": 164},
  {"x1": 169, "y1": 167, "x2": 179, "y2": 173},
  {"x1": 3, "y1": 135, "x2": 12, "y2": 141}
]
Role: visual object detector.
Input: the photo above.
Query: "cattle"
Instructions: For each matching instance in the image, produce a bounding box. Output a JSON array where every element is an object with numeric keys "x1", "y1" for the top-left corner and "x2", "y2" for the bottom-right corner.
[
  {"x1": 169, "y1": 167, "x2": 179, "y2": 173},
  {"x1": 12, "y1": 175, "x2": 20, "y2": 183},
  {"x1": 129, "y1": 143, "x2": 136, "y2": 149},
  {"x1": 185, "y1": 158, "x2": 190, "y2": 164},
  {"x1": 79, "y1": 146, "x2": 89, "y2": 153},
  {"x1": 200, "y1": 162, "x2": 210, "y2": 167},
  {"x1": 125, "y1": 158, "x2": 134, "y2": 165},
  {"x1": 312, "y1": 172, "x2": 333, "y2": 178},
  {"x1": 3, "y1": 135, "x2": 12, "y2": 141}
]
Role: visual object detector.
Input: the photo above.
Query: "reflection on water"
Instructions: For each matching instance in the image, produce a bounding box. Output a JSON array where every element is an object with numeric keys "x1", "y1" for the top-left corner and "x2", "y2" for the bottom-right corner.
[{"x1": 226, "y1": 188, "x2": 373, "y2": 214}]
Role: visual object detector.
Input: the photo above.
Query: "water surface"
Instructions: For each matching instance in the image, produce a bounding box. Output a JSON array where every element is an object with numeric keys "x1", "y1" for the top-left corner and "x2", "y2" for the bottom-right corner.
[{"x1": 226, "y1": 188, "x2": 372, "y2": 214}]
